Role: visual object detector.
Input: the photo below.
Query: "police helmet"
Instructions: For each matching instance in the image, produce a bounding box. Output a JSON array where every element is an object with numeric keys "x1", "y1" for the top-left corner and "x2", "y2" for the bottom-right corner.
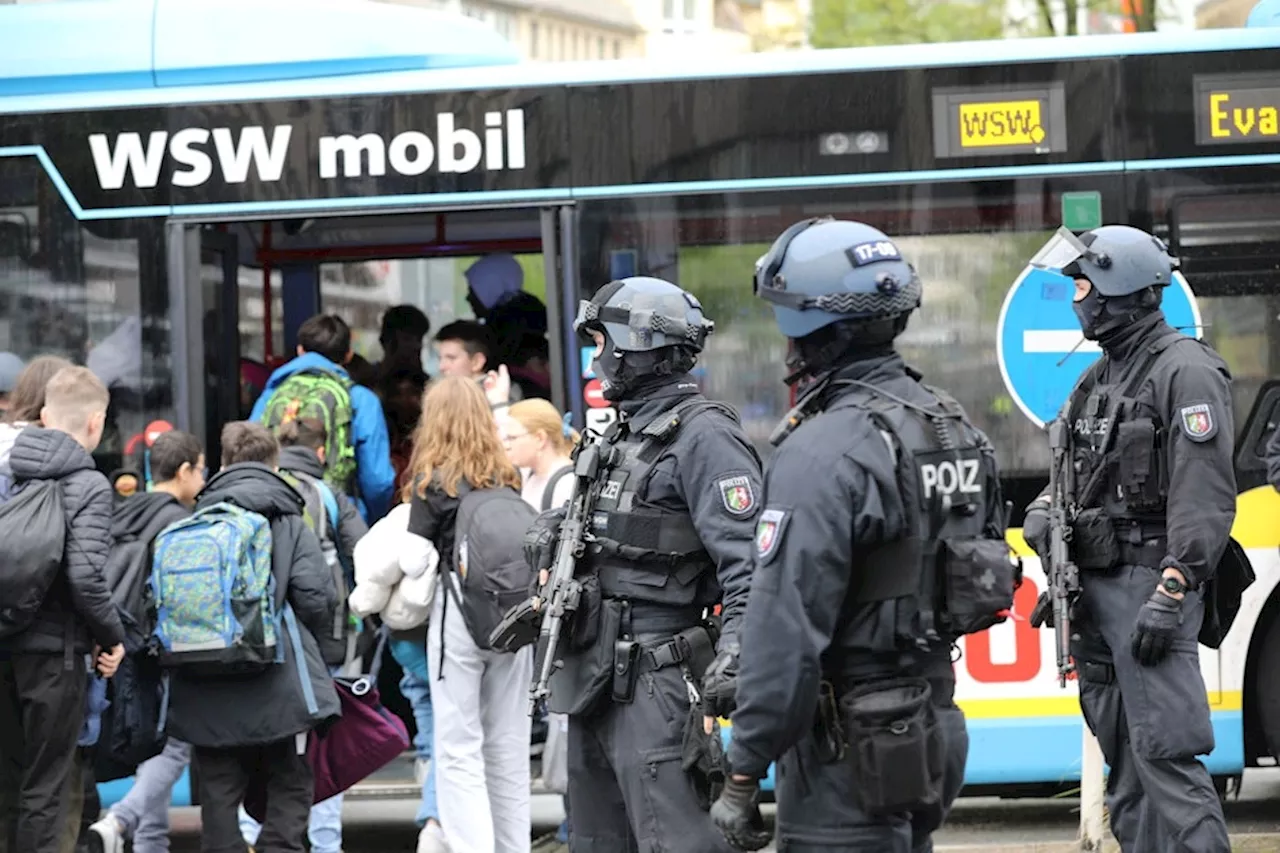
[
  {"x1": 1029, "y1": 225, "x2": 1178, "y2": 298},
  {"x1": 573, "y1": 276, "x2": 714, "y2": 354},
  {"x1": 754, "y1": 218, "x2": 922, "y2": 339}
]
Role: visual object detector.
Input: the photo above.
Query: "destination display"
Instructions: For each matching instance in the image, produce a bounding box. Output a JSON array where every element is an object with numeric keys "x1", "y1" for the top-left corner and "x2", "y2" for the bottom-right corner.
[
  {"x1": 931, "y1": 82, "x2": 1069, "y2": 159},
  {"x1": 1193, "y1": 72, "x2": 1280, "y2": 145}
]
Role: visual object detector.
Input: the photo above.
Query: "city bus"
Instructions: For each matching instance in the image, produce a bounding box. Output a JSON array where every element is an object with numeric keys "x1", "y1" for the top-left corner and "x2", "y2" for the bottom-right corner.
[{"x1": 4, "y1": 0, "x2": 1280, "y2": 810}]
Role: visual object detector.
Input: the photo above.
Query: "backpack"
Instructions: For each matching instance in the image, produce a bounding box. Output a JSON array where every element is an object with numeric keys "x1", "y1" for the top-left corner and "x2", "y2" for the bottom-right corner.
[
  {"x1": 446, "y1": 486, "x2": 538, "y2": 651},
  {"x1": 95, "y1": 603, "x2": 167, "y2": 782},
  {"x1": 261, "y1": 370, "x2": 358, "y2": 496},
  {"x1": 540, "y1": 465, "x2": 573, "y2": 512},
  {"x1": 150, "y1": 502, "x2": 279, "y2": 675},
  {"x1": 0, "y1": 479, "x2": 67, "y2": 638},
  {"x1": 281, "y1": 469, "x2": 350, "y2": 646}
]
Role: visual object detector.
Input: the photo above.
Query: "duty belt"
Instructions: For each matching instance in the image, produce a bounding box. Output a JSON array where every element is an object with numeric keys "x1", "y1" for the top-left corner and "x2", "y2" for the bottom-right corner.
[{"x1": 638, "y1": 625, "x2": 715, "y2": 677}]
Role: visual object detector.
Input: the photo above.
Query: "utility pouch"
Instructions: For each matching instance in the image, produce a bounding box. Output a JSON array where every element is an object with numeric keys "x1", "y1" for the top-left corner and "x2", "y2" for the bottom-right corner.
[
  {"x1": 567, "y1": 573, "x2": 603, "y2": 652},
  {"x1": 938, "y1": 537, "x2": 1017, "y2": 636},
  {"x1": 548, "y1": 596, "x2": 622, "y2": 717},
  {"x1": 1117, "y1": 419, "x2": 1161, "y2": 510},
  {"x1": 612, "y1": 639, "x2": 641, "y2": 704},
  {"x1": 1071, "y1": 508, "x2": 1121, "y2": 571},
  {"x1": 812, "y1": 680, "x2": 846, "y2": 764},
  {"x1": 839, "y1": 677, "x2": 938, "y2": 816}
]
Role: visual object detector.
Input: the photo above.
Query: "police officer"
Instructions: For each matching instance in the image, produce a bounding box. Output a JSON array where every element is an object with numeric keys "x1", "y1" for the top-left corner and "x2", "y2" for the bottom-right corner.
[
  {"x1": 528, "y1": 276, "x2": 762, "y2": 853},
  {"x1": 1022, "y1": 226, "x2": 1233, "y2": 853},
  {"x1": 709, "y1": 218, "x2": 1013, "y2": 853}
]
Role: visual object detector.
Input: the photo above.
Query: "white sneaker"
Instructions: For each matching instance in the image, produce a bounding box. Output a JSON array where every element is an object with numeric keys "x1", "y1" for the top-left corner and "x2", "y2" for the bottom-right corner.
[
  {"x1": 87, "y1": 813, "x2": 126, "y2": 853},
  {"x1": 417, "y1": 821, "x2": 452, "y2": 853},
  {"x1": 414, "y1": 756, "x2": 431, "y2": 786}
]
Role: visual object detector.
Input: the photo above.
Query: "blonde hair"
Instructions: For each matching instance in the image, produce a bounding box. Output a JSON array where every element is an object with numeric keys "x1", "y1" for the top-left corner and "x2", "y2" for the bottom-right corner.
[
  {"x1": 507, "y1": 399, "x2": 580, "y2": 456},
  {"x1": 403, "y1": 376, "x2": 521, "y2": 501},
  {"x1": 42, "y1": 367, "x2": 109, "y2": 433}
]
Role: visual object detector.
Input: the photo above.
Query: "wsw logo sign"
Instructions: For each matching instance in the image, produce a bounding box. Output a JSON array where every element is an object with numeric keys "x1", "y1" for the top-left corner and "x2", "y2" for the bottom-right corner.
[{"x1": 87, "y1": 110, "x2": 527, "y2": 190}]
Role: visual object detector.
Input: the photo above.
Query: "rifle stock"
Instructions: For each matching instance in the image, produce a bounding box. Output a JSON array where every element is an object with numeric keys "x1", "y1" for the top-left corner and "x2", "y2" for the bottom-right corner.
[
  {"x1": 1046, "y1": 418, "x2": 1080, "y2": 688},
  {"x1": 528, "y1": 439, "x2": 607, "y2": 716}
]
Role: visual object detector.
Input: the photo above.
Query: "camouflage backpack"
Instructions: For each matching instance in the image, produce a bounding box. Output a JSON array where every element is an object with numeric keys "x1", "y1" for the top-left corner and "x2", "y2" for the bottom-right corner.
[{"x1": 261, "y1": 370, "x2": 357, "y2": 497}]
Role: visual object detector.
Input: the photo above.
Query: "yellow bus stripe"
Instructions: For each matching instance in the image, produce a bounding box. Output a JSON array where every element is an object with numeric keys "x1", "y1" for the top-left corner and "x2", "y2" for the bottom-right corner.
[{"x1": 716, "y1": 691, "x2": 1242, "y2": 727}]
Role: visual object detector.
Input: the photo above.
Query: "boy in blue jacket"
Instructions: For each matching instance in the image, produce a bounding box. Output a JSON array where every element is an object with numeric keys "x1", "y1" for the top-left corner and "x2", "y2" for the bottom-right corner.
[{"x1": 251, "y1": 314, "x2": 394, "y2": 523}]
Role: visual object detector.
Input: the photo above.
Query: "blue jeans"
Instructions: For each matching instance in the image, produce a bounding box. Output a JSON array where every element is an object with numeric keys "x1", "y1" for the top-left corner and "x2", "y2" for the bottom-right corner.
[
  {"x1": 391, "y1": 638, "x2": 440, "y2": 826},
  {"x1": 238, "y1": 665, "x2": 344, "y2": 853}
]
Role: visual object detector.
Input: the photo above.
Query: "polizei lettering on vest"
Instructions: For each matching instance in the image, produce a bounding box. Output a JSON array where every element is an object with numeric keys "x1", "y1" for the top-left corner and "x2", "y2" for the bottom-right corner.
[
  {"x1": 88, "y1": 127, "x2": 294, "y2": 190},
  {"x1": 919, "y1": 458, "x2": 982, "y2": 500},
  {"x1": 318, "y1": 110, "x2": 527, "y2": 179}
]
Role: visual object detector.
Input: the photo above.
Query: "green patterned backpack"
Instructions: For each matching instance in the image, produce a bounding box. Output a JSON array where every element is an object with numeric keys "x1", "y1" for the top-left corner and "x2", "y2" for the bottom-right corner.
[{"x1": 261, "y1": 369, "x2": 357, "y2": 497}]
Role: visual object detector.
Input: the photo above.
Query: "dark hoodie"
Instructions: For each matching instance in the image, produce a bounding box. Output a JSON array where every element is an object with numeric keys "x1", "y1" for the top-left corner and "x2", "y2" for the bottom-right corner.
[
  {"x1": 166, "y1": 463, "x2": 340, "y2": 748},
  {"x1": 0, "y1": 426, "x2": 124, "y2": 655},
  {"x1": 279, "y1": 445, "x2": 368, "y2": 666},
  {"x1": 105, "y1": 492, "x2": 191, "y2": 623}
]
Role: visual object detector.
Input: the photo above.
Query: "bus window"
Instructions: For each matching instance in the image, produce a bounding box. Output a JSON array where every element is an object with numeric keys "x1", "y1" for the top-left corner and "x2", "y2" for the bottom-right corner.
[
  {"x1": 575, "y1": 178, "x2": 1106, "y2": 478},
  {"x1": 0, "y1": 158, "x2": 173, "y2": 477}
]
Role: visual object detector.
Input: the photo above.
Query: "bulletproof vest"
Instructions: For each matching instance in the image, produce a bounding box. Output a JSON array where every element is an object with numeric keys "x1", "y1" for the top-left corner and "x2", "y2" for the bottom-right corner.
[
  {"x1": 1066, "y1": 330, "x2": 1193, "y2": 526},
  {"x1": 586, "y1": 398, "x2": 730, "y2": 610},
  {"x1": 828, "y1": 381, "x2": 1002, "y2": 649}
]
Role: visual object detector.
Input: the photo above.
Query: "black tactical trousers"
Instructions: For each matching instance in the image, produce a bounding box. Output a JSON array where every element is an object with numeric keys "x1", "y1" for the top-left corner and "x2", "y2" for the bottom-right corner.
[
  {"x1": 194, "y1": 740, "x2": 313, "y2": 853},
  {"x1": 0, "y1": 652, "x2": 87, "y2": 853},
  {"x1": 774, "y1": 686, "x2": 968, "y2": 853},
  {"x1": 566, "y1": 632, "x2": 733, "y2": 853},
  {"x1": 1073, "y1": 564, "x2": 1229, "y2": 853}
]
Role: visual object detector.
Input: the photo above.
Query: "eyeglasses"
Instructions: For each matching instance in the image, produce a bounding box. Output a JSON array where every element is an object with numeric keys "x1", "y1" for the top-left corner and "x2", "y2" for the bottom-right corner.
[{"x1": 501, "y1": 432, "x2": 531, "y2": 444}]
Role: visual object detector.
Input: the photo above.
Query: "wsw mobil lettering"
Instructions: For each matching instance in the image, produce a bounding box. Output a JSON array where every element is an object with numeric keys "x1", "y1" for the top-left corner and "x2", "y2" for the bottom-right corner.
[{"x1": 87, "y1": 110, "x2": 526, "y2": 190}]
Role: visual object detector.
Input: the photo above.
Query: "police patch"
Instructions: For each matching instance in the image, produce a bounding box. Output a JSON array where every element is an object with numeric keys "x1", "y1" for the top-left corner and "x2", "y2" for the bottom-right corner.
[
  {"x1": 1179, "y1": 402, "x2": 1218, "y2": 443},
  {"x1": 755, "y1": 509, "x2": 787, "y2": 561},
  {"x1": 718, "y1": 475, "x2": 756, "y2": 516}
]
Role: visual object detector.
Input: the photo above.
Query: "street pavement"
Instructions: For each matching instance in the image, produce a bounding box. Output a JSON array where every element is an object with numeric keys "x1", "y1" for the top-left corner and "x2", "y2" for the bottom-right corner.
[{"x1": 164, "y1": 767, "x2": 1280, "y2": 851}]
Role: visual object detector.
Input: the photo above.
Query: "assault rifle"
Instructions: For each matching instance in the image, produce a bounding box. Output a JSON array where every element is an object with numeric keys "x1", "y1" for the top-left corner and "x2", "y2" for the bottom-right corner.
[
  {"x1": 1042, "y1": 417, "x2": 1080, "y2": 687},
  {"x1": 526, "y1": 438, "x2": 611, "y2": 716}
]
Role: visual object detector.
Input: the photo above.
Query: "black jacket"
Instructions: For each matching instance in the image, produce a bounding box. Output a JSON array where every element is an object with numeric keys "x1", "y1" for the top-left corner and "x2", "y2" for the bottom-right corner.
[
  {"x1": 167, "y1": 463, "x2": 341, "y2": 748},
  {"x1": 279, "y1": 445, "x2": 368, "y2": 665},
  {"x1": 0, "y1": 426, "x2": 125, "y2": 655},
  {"x1": 106, "y1": 492, "x2": 191, "y2": 623}
]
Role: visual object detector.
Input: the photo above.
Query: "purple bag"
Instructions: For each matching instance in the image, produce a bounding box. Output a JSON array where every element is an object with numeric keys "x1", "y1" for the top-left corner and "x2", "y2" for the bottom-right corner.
[{"x1": 244, "y1": 629, "x2": 409, "y2": 821}]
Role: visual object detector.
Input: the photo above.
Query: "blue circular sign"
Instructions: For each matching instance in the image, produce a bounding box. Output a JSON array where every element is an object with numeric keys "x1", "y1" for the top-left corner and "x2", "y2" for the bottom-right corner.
[{"x1": 996, "y1": 268, "x2": 1203, "y2": 428}]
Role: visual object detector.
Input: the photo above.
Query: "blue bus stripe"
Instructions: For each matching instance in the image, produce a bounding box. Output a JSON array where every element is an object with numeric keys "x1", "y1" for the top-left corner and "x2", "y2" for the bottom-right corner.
[{"x1": 5, "y1": 144, "x2": 1280, "y2": 221}]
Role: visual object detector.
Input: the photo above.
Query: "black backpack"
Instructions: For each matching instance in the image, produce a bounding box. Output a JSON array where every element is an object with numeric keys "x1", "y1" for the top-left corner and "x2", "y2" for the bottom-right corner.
[
  {"x1": 0, "y1": 480, "x2": 67, "y2": 638},
  {"x1": 95, "y1": 604, "x2": 167, "y2": 782},
  {"x1": 446, "y1": 486, "x2": 538, "y2": 651},
  {"x1": 1198, "y1": 536, "x2": 1255, "y2": 649}
]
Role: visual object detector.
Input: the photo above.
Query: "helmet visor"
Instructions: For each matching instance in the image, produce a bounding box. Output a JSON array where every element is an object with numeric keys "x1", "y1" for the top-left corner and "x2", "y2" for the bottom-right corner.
[{"x1": 1028, "y1": 227, "x2": 1096, "y2": 273}]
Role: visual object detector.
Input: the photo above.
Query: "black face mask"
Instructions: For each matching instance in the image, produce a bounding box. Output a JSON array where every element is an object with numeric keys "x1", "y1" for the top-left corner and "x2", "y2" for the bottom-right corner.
[
  {"x1": 592, "y1": 346, "x2": 628, "y2": 402},
  {"x1": 1072, "y1": 288, "x2": 1108, "y2": 340}
]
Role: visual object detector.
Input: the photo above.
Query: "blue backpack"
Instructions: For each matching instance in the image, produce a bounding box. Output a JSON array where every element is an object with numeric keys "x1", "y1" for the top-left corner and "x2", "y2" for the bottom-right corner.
[{"x1": 150, "y1": 502, "x2": 279, "y2": 676}]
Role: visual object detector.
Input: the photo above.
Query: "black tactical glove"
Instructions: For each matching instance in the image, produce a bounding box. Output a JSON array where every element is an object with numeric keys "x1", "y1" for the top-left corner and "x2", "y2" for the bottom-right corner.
[
  {"x1": 489, "y1": 598, "x2": 541, "y2": 653},
  {"x1": 710, "y1": 776, "x2": 772, "y2": 852},
  {"x1": 701, "y1": 642, "x2": 740, "y2": 720},
  {"x1": 1023, "y1": 503, "x2": 1051, "y2": 561},
  {"x1": 1130, "y1": 588, "x2": 1183, "y2": 667},
  {"x1": 523, "y1": 507, "x2": 566, "y2": 580}
]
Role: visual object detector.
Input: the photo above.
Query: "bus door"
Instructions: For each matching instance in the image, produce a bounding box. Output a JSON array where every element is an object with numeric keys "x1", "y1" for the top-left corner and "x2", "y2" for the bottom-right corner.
[{"x1": 167, "y1": 221, "x2": 285, "y2": 465}]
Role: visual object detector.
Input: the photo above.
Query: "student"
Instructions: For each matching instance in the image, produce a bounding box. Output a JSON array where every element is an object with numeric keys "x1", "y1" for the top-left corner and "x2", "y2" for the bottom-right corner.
[
  {"x1": 237, "y1": 416, "x2": 369, "y2": 853},
  {"x1": 500, "y1": 399, "x2": 578, "y2": 853},
  {"x1": 251, "y1": 314, "x2": 395, "y2": 523},
  {"x1": 433, "y1": 321, "x2": 496, "y2": 382},
  {"x1": 0, "y1": 366, "x2": 125, "y2": 853},
  {"x1": 163, "y1": 422, "x2": 339, "y2": 852},
  {"x1": 87, "y1": 431, "x2": 207, "y2": 853},
  {"x1": 407, "y1": 377, "x2": 534, "y2": 853},
  {"x1": 0, "y1": 355, "x2": 73, "y2": 501}
]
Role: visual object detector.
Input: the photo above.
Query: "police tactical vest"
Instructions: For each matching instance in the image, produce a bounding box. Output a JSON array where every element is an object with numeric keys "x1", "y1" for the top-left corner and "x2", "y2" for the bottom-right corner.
[
  {"x1": 586, "y1": 398, "x2": 731, "y2": 609},
  {"x1": 1066, "y1": 330, "x2": 1199, "y2": 526},
  {"x1": 828, "y1": 382, "x2": 1015, "y2": 647}
]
